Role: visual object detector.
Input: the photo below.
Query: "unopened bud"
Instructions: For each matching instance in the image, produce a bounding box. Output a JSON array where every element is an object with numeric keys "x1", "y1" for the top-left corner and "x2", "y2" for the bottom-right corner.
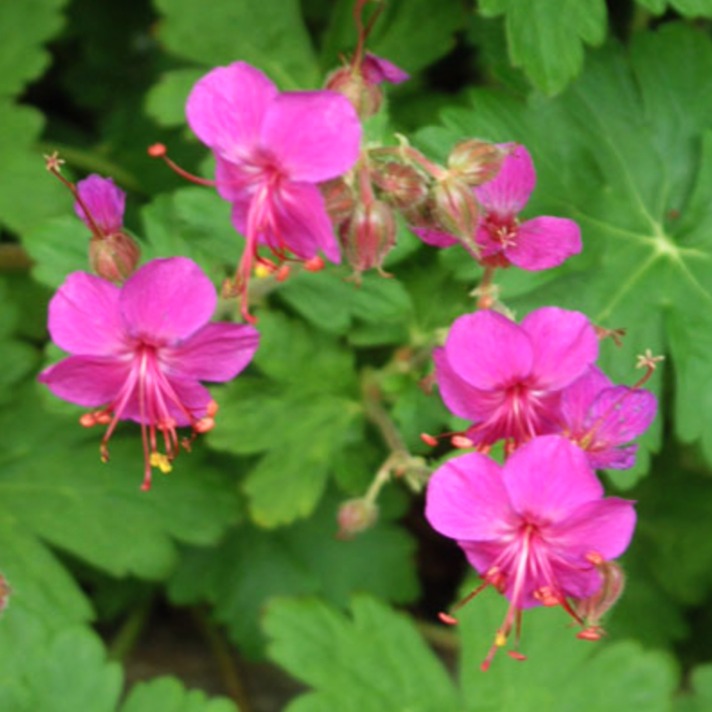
[
  {"x1": 89, "y1": 232, "x2": 141, "y2": 282},
  {"x1": 321, "y1": 178, "x2": 356, "y2": 227},
  {"x1": 340, "y1": 200, "x2": 396, "y2": 273},
  {"x1": 431, "y1": 177, "x2": 480, "y2": 253},
  {"x1": 448, "y1": 140, "x2": 506, "y2": 186},
  {"x1": 325, "y1": 66, "x2": 383, "y2": 118},
  {"x1": 371, "y1": 162, "x2": 428, "y2": 210},
  {"x1": 337, "y1": 498, "x2": 379, "y2": 539}
]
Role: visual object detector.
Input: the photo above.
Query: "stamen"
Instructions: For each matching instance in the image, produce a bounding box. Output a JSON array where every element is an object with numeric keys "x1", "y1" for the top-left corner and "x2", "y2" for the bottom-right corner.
[{"x1": 147, "y1": 143, "x2": 216, "y2": 187}]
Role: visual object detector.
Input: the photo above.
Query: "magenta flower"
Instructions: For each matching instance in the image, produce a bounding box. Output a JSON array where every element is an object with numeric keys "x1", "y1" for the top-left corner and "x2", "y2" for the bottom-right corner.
[
  {"x1": 186, "y1": 61, "x2": 362, "y2": 321},
  {"x1": 38, "y1": 257, "x2": 259, "y2": 490},
  {"x1": 74, "y1": 175, "x2": 125, "y2": 236},
  {"x1": 434, "y1": 308, "x2": 598, "y2": 448},
  {"x1": 558, "y1": 367, "x2": 657, "y2": 469},
  {"x1": 425, "y1": 435, "x2": 636, "y2": 669},
  {"x1": 474, "y1": 144, "x2": 581, "y2": 270},
  {"x1": 361, "y1": 52, "x2": 409, "y2": 85}
]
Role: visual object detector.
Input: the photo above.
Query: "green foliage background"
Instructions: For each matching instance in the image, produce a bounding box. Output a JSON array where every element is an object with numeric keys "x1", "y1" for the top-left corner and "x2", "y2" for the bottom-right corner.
[{"x1": 3, "y1": 0, "x2": 712, "y2": 709}]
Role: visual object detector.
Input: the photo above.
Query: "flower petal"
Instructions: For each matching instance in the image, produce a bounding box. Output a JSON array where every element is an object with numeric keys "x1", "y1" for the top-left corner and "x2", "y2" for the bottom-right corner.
[
  {"x1": 252, "y1": 181, "x2": 341, "y2": 262},
  {"x1": 411, "y1": 226, "x2": 459, "y2": 248},
  {"x1": 475, "y1": 144, "x2": 535, "y2": 217},
  {"x1": 47, "y1": 272, "x2": 125, "y2": 355},
  {"x1": 120, "y1": 258, "x2": 217, "y2": 343},
  {"x1": 425, "y1": 452, "x2": 516, "y2": 542},
  {"x1": 215, "y1": 155, "x2": 257, "y2": 203},
  {"x1": 186, "y1": 62, "x2": 278, "y2": 154},
  {"x1": 589, "y1": 387, "x2": 658, "y2": 446},
  {"x1": 504, "y1": 436, "x2": 604, "y2": 521},
  {"x1": 75, "y1": 175, "x2": 125, "y2": 234},
  {"x1": 444, "y1": 310, "x2": 533, "y2": 390},
  {"x1": 550, "y1": 497, "x2": 637, "y2": 561},
  {"x1": 505, "y1": 216, "x2": 582, "y2": 271},
  {"x1": 261, "y1": 90, "x2": 361, "y2": 182},
  {"x1": 559, "y1": 367, "x2": 612, "y2": 433},
  {"x1": 166, "y1": 322, "x2": 259, "y2": 382},
  {"x1": 521, "y1": 307, "x2": 598, "y2": 391},
  {"x1": 362, "y1": 53, "x2": 410, "y2": 84},
  {"x1": 433, "y1": 347, "x2": 499, "y2": 421},
  {"x1": 38, "y1": 355, "x2": 129, "y2": 407}
]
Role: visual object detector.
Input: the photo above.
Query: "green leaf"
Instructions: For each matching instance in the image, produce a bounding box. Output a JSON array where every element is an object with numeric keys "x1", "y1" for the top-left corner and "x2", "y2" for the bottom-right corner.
[
  {"x1": 0, "y1": 0, "x2": 68, "y2": 98},
  {"x1": 456, "y1": 585, "x2": 677, "y2": 711},
  {"x1": 169, "y1": 492, "x2": 418, "y2": 657},
  {"x1": 145, "y1": 69, "x2": 205, "y2": 128},
  {"x1": 675, "y1": 664, "x2": 712, "y2": 712},
  {"x1": 418, "y1": 24, "x2": 712, "y2": 469},
  {"x1": 1, "y1": 386, "x2": 240, "y2": 580},
  {"x1": 265, "y1": 595, "x2": 461, "y2": 711},
  {"x1": 0, "y1": 627, "x2": 122, "y2": 712},
  {"x1": 637, "y1": 0, "x2": 712, "y2": 15},
  {"x1": 154, "y1": 0, "x2": 319, "y2": 88},
  {"x1": 119, "y1": 677, "x2": 238, "y2": 712},
  {"x1": 0, "y1": 104, "x2": 68, "y2": 234},
  {"x1": 478, "y1": 0, "x2": 608, "y2": 95}
]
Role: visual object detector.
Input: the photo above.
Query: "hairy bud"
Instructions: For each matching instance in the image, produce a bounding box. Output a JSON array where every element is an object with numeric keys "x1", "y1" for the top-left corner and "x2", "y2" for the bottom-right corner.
[
  {"x1": 325, "y1": 66, "x2": 383, "y2": 118},
  {"x1": 340, "y1": 200, "x2": 396, "y2": 273},
  {"x1": 337, "y1": 498, "x2": 379, "y2": 539},
  {"x1": 431, "y1": 177, "x2": 480, "y2": 253},
  {"x1": 448, "y1": 140, "x2": 506, "y2": 186},
  {"x1": 321, "y1": 177, "x2": 357, "y2": 227},
  {"x1": 371, "y1": 162, "x2": 428, "y2": 210},
  {"x1": 89, "y1": 232, "x2": 141, "y2": 283}
]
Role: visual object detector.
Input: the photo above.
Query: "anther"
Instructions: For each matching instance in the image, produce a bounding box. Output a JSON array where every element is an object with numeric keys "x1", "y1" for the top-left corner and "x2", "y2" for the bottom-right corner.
[{"x1": 147, "y1": 143, "x2": 216, "y2": 187}]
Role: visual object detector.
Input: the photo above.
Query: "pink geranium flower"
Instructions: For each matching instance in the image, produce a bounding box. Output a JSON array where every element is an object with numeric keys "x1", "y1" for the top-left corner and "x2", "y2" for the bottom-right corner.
[
  {"x1": 474, "y1": 144, "x2": 582, "y2": 270},
  {"x1": 425, "y1": 435, "x2": 636, "y2": 669},
  {"x1": 186, "y1": 61, "x2": 362, "y2": 321},
  {"x1": 558, "y1": 367, "x2": 657, "y2": 469},
  {"x1": 38, "y1": 257, "x2": 259, "y2": 490},
  {"x1": 361, "y1": 52, "x2": 409, "y2": 85},
  {"x1": 434, "y1": 308, "x2": 598, "y2": 448}
]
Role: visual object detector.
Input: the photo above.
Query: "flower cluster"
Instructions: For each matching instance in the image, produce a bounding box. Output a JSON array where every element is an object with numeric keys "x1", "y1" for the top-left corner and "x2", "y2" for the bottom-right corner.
[{"x1": 38, "y1": 4, "x2": 660, "y2": 674}]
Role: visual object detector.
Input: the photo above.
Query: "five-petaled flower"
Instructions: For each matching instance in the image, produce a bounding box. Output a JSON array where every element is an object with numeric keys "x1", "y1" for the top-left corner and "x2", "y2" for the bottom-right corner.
[
  {"x1": 434, "y1": 307, "x2": 599, "y2": 449},
  {"x1": 38, "y1": 257, "x2": 259, "y2": 490},
  {"x1": 425, "y1": 435, "x2": 636, "y2": 670},
  {"x1": 186, "y1": 61, "x2": 362, "y2": 321}
]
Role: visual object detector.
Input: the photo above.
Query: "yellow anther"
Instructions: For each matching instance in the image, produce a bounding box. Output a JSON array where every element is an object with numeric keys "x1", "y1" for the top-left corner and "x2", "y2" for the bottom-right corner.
[
  {"x1": 254, "y1": 264, "x2": 271, "y2": 279},
  {"x1": 150, "y1": 452, "x2": 173, "y2": 474},
  {"x1": 495, "y1": 631, "x2": 507, "y2": 647}
]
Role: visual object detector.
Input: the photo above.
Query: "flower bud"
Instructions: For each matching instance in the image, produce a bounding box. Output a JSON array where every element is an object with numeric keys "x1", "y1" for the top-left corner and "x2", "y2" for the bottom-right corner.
[
  {"x1": 89, "y1": 232, "x2": 141, "y2": 282},
  {"x1": 448, "y1": 140, "x2": 506, "y2": 186},
  {"x1": 431, "y1": 176, "x2": 480, "y2": 254},
  {"x1": 340, "y1": 200, "x2": 396, "y2": 273},
  {"x1": 321, "y1": 177, "x2": 356, "y2": 227},
  {"x1": 370, "y1": 162, "x2": 428, "y2": 210},
  {"x1": 572, "y1": 559, "x2": 626, "y2": 639},
  {"x1": 325, "y1": 66, "x2": 383, "y2": 118},
  {"x1": 337, "y1": 497, "x2": 379, "y2": 539}
]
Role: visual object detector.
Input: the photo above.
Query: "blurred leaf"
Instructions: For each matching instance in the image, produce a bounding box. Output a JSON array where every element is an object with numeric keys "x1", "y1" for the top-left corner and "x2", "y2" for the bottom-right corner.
[
  {"x1": 0, "y1": 104, "x2": 68, "y2": 234},
  {"x1": 145, "y1": 69, "x2": 205, "y2": 128},
  {"x1": 675, "y1": 664, "x2": 712, "y2": 712},
  {"x1": 265, "y1": 595, "x2": 461, "y2": 711},
  {"x1": 154, "y1": 0, "x2": 319, "y2": 88},
  {"x1": 120, "y1": 677, "x2": 238, "y2": 712},
  {"x1": 636, "y1": 0, "x2": 712, "y2": 14},
  {"x1": 0, "y1": 0, "x2": 68, "y2": 98},
  {"x1": 418, "y1": 24, "x2": 712, "y2": 470},
  {"x1": 478, "y1": 0, "x2": 607, "y2": 95},
  {"x1": 169, "y1": 492, "x2": 418, "y2": 657},
  {"x1": 456, "y1": 585, "x2": 678, "y2": 711}
]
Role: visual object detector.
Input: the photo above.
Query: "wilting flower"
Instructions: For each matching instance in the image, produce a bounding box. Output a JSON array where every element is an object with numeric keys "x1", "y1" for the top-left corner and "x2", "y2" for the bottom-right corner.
[
  {"x1": 473, "y1": 144, "x2": 582, "y2": 269},
  {"x1": 186, "y1": 61, "x2": 362, "y2": 321},
  {"x1": 434, "y1": 308, "x2": 598, "y2": 448},
  {"x1": 425, "y1": 435, "x2": 636, "y2": 669},
  {"x1": 39, "y1": 257, "x2": 259, "y2": 490},
  {"x1": 360, "y1": 52, "x2": 409, "y2": 85},
  {"x1": 558, "y1": 366, "x2": 657, "y2": 469}
]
